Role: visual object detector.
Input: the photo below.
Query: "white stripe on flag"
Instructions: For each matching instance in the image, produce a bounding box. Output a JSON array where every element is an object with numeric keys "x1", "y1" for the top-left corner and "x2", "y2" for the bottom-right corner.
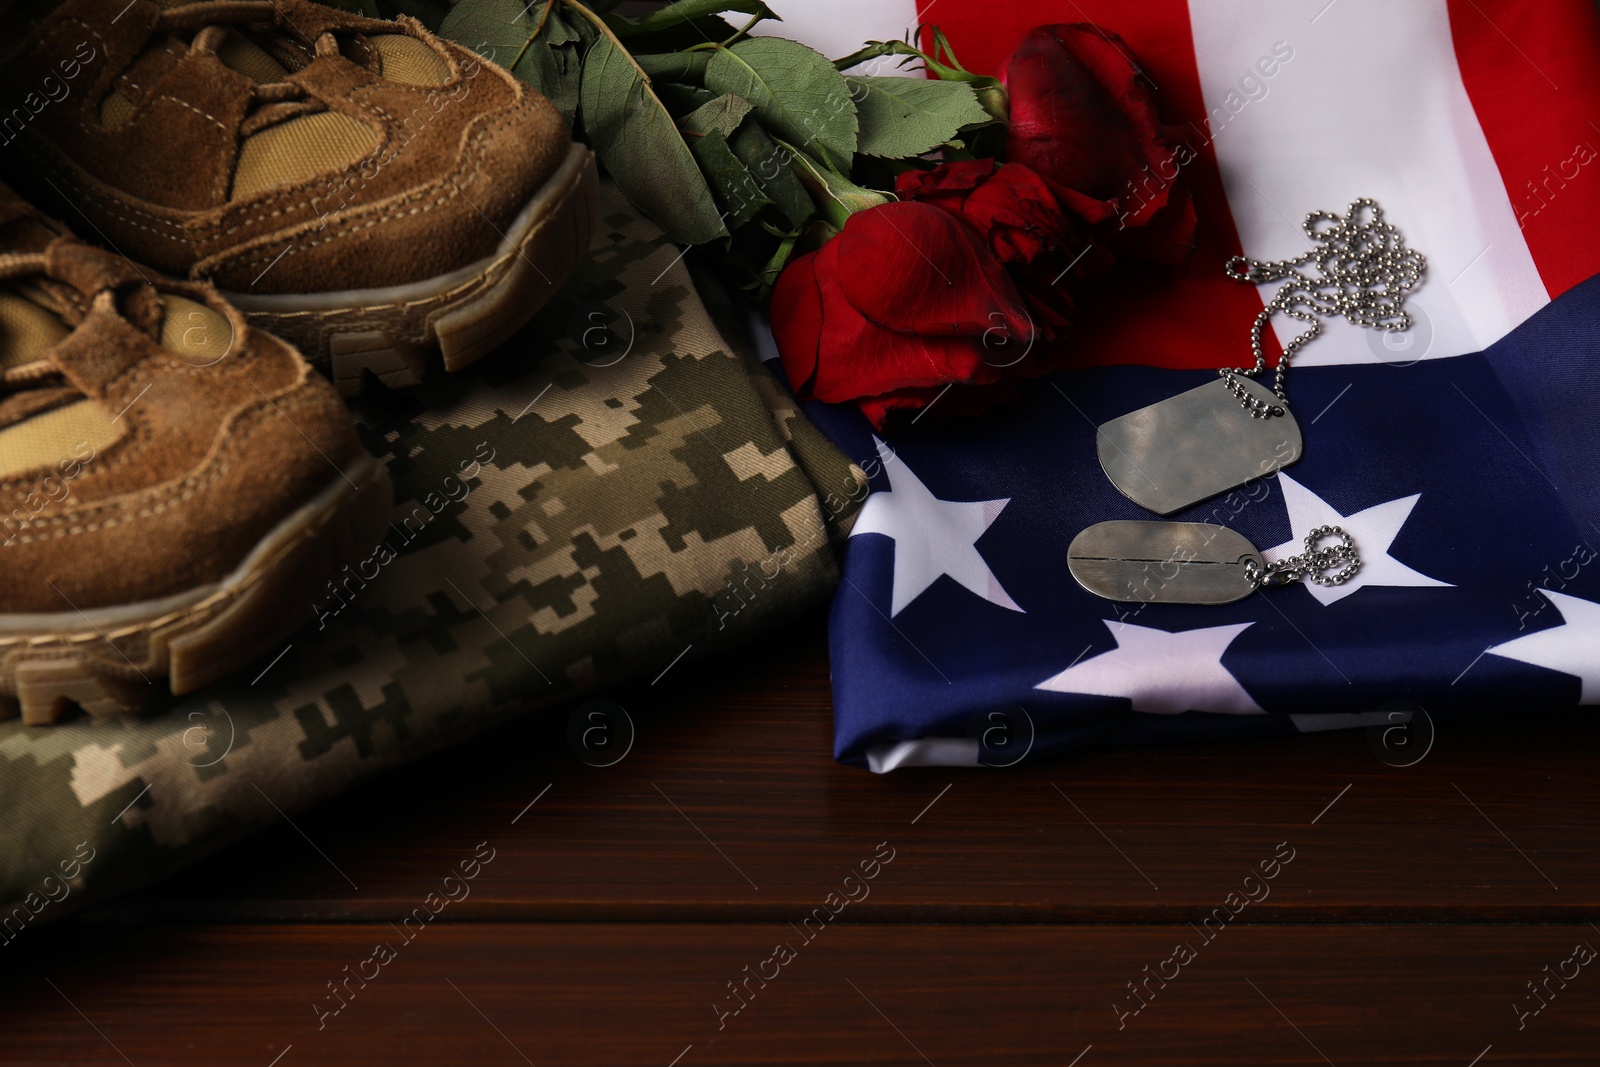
[
  {"x1": 1188, "y1": 0, "x2": 1550, "y2": 365},
  {"x1": 753, "y1": 1, "x2": 924, "y2": 74}
]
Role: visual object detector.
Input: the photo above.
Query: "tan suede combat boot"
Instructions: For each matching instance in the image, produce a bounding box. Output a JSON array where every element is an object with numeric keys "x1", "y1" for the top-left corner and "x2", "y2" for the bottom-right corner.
[
  {"x1": 0, "y1": 0, "x2": 597, "y2": 394},
  {"x1": 0, "y1": 183, "x2": 392, "y2": 724}
]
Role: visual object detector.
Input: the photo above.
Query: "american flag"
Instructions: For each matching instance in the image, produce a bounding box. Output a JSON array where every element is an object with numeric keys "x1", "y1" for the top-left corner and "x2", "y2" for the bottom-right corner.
[{"x1": 757, "y1": 0, "x2": 1600, "y2": 769}]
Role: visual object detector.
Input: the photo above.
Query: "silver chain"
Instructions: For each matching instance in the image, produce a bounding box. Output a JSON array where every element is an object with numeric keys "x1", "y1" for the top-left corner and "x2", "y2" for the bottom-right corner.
[
  {"x1": 1243, "y1": 525, "x2": 1361, "y2": 589},
  {"x1": 1220, "y1": 197, "x2": 1426, "y2": 419}
]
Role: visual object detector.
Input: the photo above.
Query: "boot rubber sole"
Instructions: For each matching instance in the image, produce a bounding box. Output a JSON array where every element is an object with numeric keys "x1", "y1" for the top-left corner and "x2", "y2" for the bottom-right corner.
[
  {"x1": 223, "y1": 144, "x2": 599, "y2": 396},
  {"x1": 0, "y1": 453, "x2": 393, "y2": 725}
]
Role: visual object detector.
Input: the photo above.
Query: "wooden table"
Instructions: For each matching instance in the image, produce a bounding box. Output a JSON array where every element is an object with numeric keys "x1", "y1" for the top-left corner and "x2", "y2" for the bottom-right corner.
[{"x1": 2, "y1": 607, "x2": 1595, "y2": 1065}]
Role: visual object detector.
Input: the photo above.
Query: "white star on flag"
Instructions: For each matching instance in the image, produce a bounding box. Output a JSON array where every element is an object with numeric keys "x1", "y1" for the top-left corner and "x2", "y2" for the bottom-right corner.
[
  {"x1": 1264, "y1": 472, "x2": 1453, "y2": 605},
  {"x1": 850, "y1": 438, "x2": 1022, "y2": 617},
  {"x1": 1036, "y1": 620, "x2": 1263, "y2": 714},
  {"x1": 1486, "y1": 590, "x2": 1600, "y2": 703}
]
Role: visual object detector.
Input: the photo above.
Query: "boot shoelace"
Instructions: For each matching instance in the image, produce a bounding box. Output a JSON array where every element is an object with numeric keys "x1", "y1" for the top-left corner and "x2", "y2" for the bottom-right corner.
[
  {"x1": 0, "y1": 252, "x2": 142, "y2": 394},
  {"x1": 153, "y1": 1, "x2": 355, "y2": 133}
]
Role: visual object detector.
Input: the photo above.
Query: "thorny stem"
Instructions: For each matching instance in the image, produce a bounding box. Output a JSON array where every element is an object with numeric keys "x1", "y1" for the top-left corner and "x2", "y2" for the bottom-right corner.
[{"x1": 683, "y1": 8, "x2": 770, "y2": 51}]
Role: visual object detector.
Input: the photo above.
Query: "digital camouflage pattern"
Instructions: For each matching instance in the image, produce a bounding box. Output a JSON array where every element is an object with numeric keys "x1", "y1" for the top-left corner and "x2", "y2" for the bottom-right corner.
[{"x1": 0, "y1": 183, "x2": 866, "y2": 932}]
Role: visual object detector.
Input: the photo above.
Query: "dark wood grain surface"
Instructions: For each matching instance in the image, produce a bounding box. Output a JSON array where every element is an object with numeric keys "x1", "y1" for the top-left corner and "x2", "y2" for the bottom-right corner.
[{"x1": 3, "y1": 607, "x2": 1596, "y2": 1064}]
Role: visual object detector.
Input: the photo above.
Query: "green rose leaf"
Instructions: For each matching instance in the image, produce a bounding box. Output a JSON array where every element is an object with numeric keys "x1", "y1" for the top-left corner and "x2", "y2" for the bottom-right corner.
[
  {"x1": 777, "y1": 139, "x2": 888, "y2": 229},
  {"x1": 689, "y1": 129, "x2": 769, "y2": 230},
  {"x1": 655, "y1": 81, "x2": 718, "y2": 115},
  {"x1": 679, "y1": 92, "x2": 754, "y2": 139},
  {"x1": 636, "y1": 51, "x2": 711, "y2": 85},
  {"x1": 729, "y1": 124, "x2": 813, "y2": 230},
  {"x1": 705, "y1": 38, "x2": 857, "y2": 171},
  {"x1": 679, "y1": 94, "x2": 765, "y2": 228},
  {"x1": 579, "y1": 34, "x2": 728, "y2": 245},
  {"x1": 846, "y1": 75, "x2": 991, "y2": 159},
  {"x1": 437, "y1": 0, "x2": 537, "y2": 69},
  {"x1": 440, "y1": 0, "x2": 591, "y2": 128}
]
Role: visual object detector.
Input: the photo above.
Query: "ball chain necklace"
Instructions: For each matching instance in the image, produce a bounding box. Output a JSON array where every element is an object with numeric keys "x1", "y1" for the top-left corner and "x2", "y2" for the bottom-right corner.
[
  {"x1": 1071, "y1": 198, "x2": 1426, "y2": 606},
  {"x1": 1219, "y1": 197, "x2": 1427, "y2": 420}
]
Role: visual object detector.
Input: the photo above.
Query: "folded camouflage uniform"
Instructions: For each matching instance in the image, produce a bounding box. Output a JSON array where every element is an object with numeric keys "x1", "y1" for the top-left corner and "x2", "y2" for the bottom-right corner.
[{"x1": 0, "y1": 183, "x2": 865, "y2": 931}]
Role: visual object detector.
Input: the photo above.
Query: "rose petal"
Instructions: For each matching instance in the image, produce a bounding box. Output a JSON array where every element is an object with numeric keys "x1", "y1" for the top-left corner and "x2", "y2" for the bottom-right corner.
[
  {"x1": 836, "y1": 201, "x2": 1032, "y2": 339},
  {"x1": 894, "y1": 159, "x2": 997, "y2": 209},
  {"x1": 770, "y1": 201, "x2": 1039, "y2": 419},
  {"x1": 770, "y1": 247, "x2": 825, "y2": 396},
  {"x1": 959, "y1": 163, "x2": 1075, "y2": 266},
  {"x1": 1004, "y1": 25, "x2": 1158, "y2": 201},
  {"x1": 1002, "y1": 23, "x2": 1199, "y2": 265},
  {"x1": 790, "y1": 233, "x2": 988, "y2": 403}
]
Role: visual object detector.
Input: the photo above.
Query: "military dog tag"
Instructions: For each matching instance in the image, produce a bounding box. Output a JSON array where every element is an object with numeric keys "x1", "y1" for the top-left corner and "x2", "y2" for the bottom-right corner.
[
  {"x1": 1097, "y1": 378, "x2": 1302, "y2": 515},
  {"x1": 1068, "y1": 521, "x2": 1264, "y2": 605}
]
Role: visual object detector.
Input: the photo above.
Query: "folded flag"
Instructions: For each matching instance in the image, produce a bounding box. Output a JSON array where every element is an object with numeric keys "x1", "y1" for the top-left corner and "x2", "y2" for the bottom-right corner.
[
  {"x1": 813, "y1": 283, "x2": 1600, "y2": 768},
  {"x1": 773, "y1": 0, "x2": 1600, "y2": 767}
]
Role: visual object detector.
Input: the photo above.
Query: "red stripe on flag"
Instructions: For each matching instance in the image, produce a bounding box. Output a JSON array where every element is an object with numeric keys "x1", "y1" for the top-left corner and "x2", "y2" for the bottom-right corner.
[
  {"x1": 918, "y1": 1, "x2": 1274, "y2": 370},
  {"x1": 1447, "y1": 0, "x2": 1600, "y2": 300},
  {"x1": 1452, "y1": 1, "x2": 1600, "y2": 300}
]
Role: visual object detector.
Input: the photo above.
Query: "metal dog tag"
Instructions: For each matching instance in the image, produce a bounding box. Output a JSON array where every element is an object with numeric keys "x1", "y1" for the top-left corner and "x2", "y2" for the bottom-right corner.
[
  {"x1": 1068, "y1": 521, "x2": 1264, "y2": 605},
  {"x1": 1097, "y1": 378, "x2": 1302, "y2": 515}
]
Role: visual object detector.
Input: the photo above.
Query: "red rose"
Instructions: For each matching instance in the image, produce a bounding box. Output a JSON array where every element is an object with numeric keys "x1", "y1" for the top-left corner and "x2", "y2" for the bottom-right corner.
[
  {"x1": 896, "y1": 158, "x2": 1113, "y2": 327},
  {"x1": 771, "y1": 200, "x2": 1038, "y2": 428},
  {"x1": 897, "y1": 160, "x2": 1069, "y2": 267},
  {"x1": 1002, "y1": 24, "x2": 1198, "y2": 266}
]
